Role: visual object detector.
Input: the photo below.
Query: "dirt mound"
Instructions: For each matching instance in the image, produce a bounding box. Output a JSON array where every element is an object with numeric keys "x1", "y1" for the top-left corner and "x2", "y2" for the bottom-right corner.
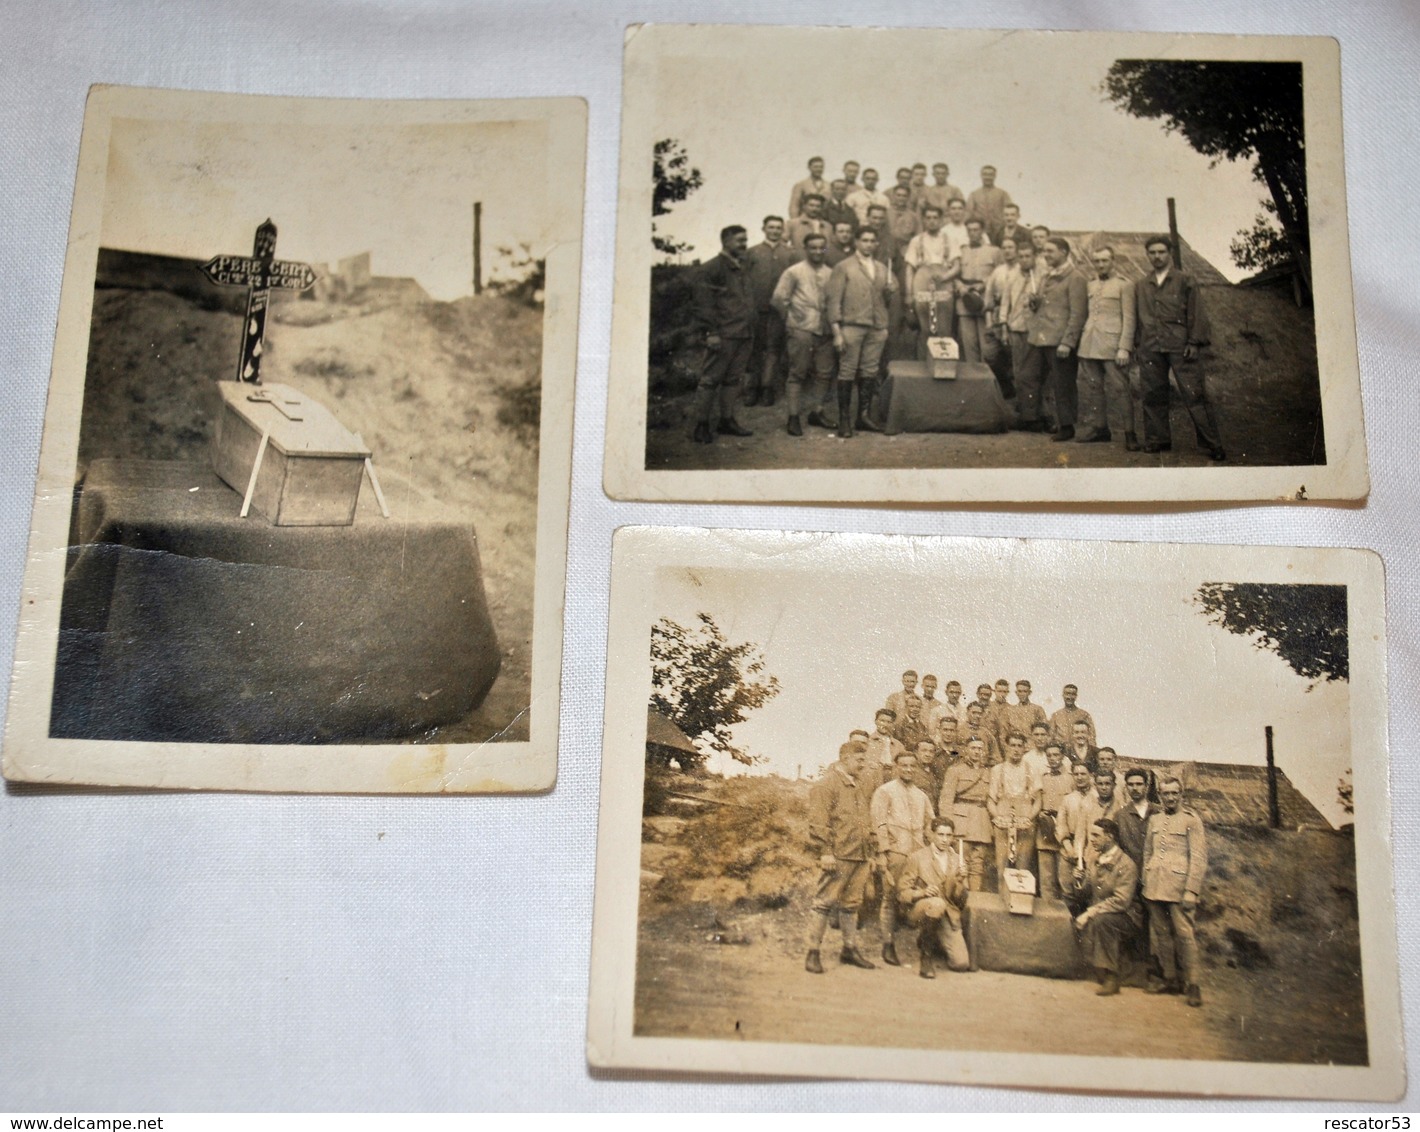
[{"x1": 77, "y1": 284, "x2": 543, "y2": 742}]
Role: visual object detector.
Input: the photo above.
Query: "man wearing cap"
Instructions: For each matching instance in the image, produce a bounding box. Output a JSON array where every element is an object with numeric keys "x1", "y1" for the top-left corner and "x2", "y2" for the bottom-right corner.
[
  {"x1": 1077, "y1": 244, "x2": 1139, "y2": 447},
  {"x1": 1135, "y1": 235, "x2": 1226, "y2": 460},
  {"x1": 804, "y1": 740, "x2": 879, "y2": 973},
  {"x1": 871, "y1": 750, "x2": 935, "y2": 967},
  {"x1": 897, "y1": 816, "x2": 972, "y2": 978},
  {"x1": 1072, "y1": 818, "x2": 1144, "y2": 996},
  {"x1": 938, "y1": 736, "x2": 993, "y2": 891},
  {"x1": 1143, "y1": 776, "x2": 1208, "y2": 1006},
  {"x1": 788, "y1": 156, "x2": 829, "y2": 219},
  {"x1": 987, "y1": 732, "x2": 1043, "y2": 897},
  {"x1": 690, "y1": 224, "x2": 755, "y2": 445},
  {"x1": 771, "y1": 231, "x2": 837, "y2": 437},
  {"x1": 1051, "y1": 684, "x2": 1097, "y2": 747}
]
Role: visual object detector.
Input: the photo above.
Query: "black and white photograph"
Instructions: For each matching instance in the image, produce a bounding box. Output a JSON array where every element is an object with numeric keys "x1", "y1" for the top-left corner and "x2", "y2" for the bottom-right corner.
[
  {"x1": 604, "y1": 26, "x2": 1365, "y2": 503},
  {"x1": 1, "y1": 86, "x2": 584, "y2": 792},
  {"x1": 588, "y1": 528, "x2": 1401, "y2": 1099}
]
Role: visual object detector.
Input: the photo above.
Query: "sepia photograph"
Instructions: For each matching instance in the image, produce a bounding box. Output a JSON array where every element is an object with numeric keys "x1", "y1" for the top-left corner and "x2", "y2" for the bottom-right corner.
[
  {"x1": 1, "y1": 86, "x2": 585, "y2": 792},
  {"x1": 587, "y1": 529, "x2": 1402, "y2": 1099},
  {"x1": 604, "y1": 26, "x2": 1366, "y2": 503}
]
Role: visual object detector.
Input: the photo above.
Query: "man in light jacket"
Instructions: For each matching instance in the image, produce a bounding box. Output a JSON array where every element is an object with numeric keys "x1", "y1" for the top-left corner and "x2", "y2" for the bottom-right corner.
[
  {"x1": 1019, "y1": 236, "x2": 1088, "y2": 439},
  {"x1": 825, "y1": 227, "x2": 896, "y2": 438},
  {"x1": 771, "y1": 233, "x2": 836, "y2": 437},
  {"x1": 1076, "y1": 244, "x2": 1138, "y2": 447}
]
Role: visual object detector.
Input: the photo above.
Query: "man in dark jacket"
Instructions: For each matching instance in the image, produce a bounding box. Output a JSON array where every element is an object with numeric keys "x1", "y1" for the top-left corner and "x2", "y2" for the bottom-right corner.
[
  {"x1": 690, "y1": 224, "x2": 755, "y2": 444},
  {"x1": 1072, "y1": 818, "x2": 1144, "y2": 996},
  {"x1": 1135, "y1": 235, "x2": 1226, "y2": 460},
  {"x1": 1019, "y1": 236, "x2": 1087, "y2": 439},
  {"x1": 805, "y1": 740, "x2": 879, "y2": 972}
]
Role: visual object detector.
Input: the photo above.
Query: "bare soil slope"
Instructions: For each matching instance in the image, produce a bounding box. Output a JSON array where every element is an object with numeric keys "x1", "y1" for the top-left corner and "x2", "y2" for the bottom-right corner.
[{"x1": 78, "y1": 283, "x2": 543, "y2": 742}]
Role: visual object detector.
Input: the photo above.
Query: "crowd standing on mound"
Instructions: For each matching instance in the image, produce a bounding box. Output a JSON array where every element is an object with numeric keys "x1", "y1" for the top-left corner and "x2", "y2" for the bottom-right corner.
[
  {"x1": 805, "y1": 670, "x2": 1209, "y2": 1002},
  {"x1": 688, "y1": 156, "x2": 1225, "y2": 461}
]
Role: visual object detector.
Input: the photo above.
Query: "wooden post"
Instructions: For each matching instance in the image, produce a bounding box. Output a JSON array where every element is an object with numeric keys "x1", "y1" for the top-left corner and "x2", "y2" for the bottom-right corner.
[
  {"x1": 1166, "y1": 197, "x2": 1182, "y2": 269},
  {"x1": 473, "y1": 201, "x2": 483, "y2": 294},
  {"x1": 1265, "y1": 725, "x2": 1281, "y2": 829}
]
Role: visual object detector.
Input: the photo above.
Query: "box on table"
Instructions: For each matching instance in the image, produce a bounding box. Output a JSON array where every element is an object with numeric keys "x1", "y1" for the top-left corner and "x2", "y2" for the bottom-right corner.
[{"x1": 211, "y1": 381, "x2": 371, "y2": 526}]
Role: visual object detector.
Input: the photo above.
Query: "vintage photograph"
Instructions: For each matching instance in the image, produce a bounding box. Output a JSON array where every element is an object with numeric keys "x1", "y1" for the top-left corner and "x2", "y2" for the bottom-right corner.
[
  {"x1": 587, "y1": 529, "x2": 1402, "y2": 1099},
  {"x1": 2, "y1": 86, "x2": 584, "y2": 791},
  {"x1": 604, "y1": 27, "x2": 1366, "y2": 503}
]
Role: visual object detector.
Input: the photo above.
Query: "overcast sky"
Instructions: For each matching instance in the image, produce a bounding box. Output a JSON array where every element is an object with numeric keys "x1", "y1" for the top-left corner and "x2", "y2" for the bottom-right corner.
[
  {"x1": 654, "y1": 563, "x2": 1350, "y2": 825},
  {"x1": 100, "y1": 115, "x2": 550, "y2": 301},
  {"x1": 650, "y1": 30, "x2": 1272, "y2": 282}
]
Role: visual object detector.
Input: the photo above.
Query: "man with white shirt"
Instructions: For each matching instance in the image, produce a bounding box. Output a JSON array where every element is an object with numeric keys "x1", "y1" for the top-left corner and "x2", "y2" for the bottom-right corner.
[
  {"x1": 902, "y1": 205, "x2": 960, "y2": 356},
  {"x1": 996, "y1": 239, "x2": 1037, "y2": 408},
  {"x1": 884, "y1": 669, "x2": 920, "y2": 722},
  {"x1": 917, "y1": 674, "x2": 947, "y2": 733},
  {"x1": 984, "y1": 235, "x2": 1022, "y2": 395},
  {"x1": 940, "y1": 680, "x2": 969, "y2": 730},
  {"x1": 847, "y1": 168, "x2": 891, "y2": 227},
  {"x1": 1023, "y1": 721, "x2": 1052, "y2": 777},
  {"x1": 1055, "y1": 762, "x2": 1098, "y2": 895},
  {"x1": 788, "y1": 156, "x2": 829, "y2": 219},
  {"x1": 771, "y1": 233, "x2": 836, "y2": 437},
  {"x1": 871, "y1": 750, "x2": 936, "y2": 966},
  {"x1": 987, "y1": 732, "x2": 1042, "y2": 897}
]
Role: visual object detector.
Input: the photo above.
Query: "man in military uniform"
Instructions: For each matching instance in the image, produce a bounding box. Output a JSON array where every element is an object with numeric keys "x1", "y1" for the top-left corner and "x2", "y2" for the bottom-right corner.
[
  {"x1": 1007, "y1": 680, "x2": 1048, "y2": 749},
  {"x1": 1116, "y1": 767, "x2": 1157, "y2": 871},
  {"x1": 955, "y1": 219, "x2": 1003, "y2": 364},
  {"x1": 1035, "y1": 742, "x2": 1075, "y2": 901},
  {"x1": 871, "y1": 750, "x2": 935, "y2": 967},
  {"x1": 1072, "y1": 818, "x2": 1144, "y2": 996},
  {"x1": 934, "y1": 715, "x2": 963, "y2": 767},
  {"x1": 911, "y1": 739, "x2": 947, "y2": 804},
  {"x1": 940, "y1": 679, "x2": 969, "y2": 730},
  {"x1": 1051, "y1": 683, "x2": 1096, "y2": 747},
  {"x1": 805, "y1": 740, "x2": 878, "y2": 973},
  {"x1": 743, "y1": 215, "x2": 800, "y2": 408},
  {"x1": 1143, "y1": 776, "x2": 1208, "y2": 1006},
  {"x1": 962, "y1": 700, "x2": 1001, "y2": 767},
  {"x1": 893, "y1": 695, "x2": 931, "y2": 753},
  {"x1": 982, "y1": 679, "x2": 1013, "y2": 750},
  {"x1": 884, "y1": 669, "x2": 920, "y2": 721},
  {"x1": 788, "y1": 155, "x2": 828, "y2": 219},
  {"x1": 864, "y1": 707, "x2": 906, "y2": 772},
  {"x1": 690, "y1": 224, "x2": 755, "y2": 444},
  {"x1": 1134, "y1": 235, "x2": 1226, "y2": 460},
  {"x1": 938, "y1": 736, "x2": 993, "y2": 891},
  {"x1": 821, "y1": 180, "x2": 858, "y2": 233},
  {"x1": 897, "y1": 816, "x2": 972, "y2": 978},
  {"x1": 917, "y1": 674, "x2": 947, "y2": 733},
  {"x1": 987, "y1": 732, "x2": 1043, "y2": 898}
]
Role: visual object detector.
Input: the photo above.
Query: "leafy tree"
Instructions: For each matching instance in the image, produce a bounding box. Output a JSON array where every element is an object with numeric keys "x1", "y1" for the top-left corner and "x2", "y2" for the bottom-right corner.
[
  {"x1": 1229, "y1": 202, "x2": 1293, "y2": 275},
  {"x1": 649, "y1": 613, "x2": 780, "y2": 768},
  {"x1": 487, "y1": 242, "x2": 545, "y2": 307},
  {"x1": 1193, "y1": 582, "x2": 1348, "y2": 683},
  {"x1": 1103, "y1": 60, "x2": 1310, "y2": 297},
  {"x1": 1337, "y1": 769, "x2": 1354, "y2": 818},
  {"x1": 652, "y1": 138, "x2": 703, "y2": 259}
]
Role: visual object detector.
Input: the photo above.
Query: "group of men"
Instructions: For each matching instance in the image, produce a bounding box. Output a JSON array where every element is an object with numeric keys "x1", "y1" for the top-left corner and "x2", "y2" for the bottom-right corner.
[
  {"x1": 805, "y1": 669, "x2": 1209, "y2": 1004},
  {"x1": 689, "y1": 156, "x2": 1225, "y2": 461}
]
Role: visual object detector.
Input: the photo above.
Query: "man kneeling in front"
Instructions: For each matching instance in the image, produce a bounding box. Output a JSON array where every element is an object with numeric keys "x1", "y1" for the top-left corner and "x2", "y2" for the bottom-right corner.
[{"x1": 895, "y1": 816, "x2": 972, "y2": 979}]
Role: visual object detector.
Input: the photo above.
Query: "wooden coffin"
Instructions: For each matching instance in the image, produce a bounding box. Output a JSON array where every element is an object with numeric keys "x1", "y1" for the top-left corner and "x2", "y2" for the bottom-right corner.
[{"x1": 211, "y1": 381, "x2": 371, "y2": 526}]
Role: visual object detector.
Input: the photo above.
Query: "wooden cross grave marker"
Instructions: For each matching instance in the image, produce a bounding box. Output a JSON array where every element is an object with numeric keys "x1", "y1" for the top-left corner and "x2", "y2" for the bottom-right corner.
[{"x1": 200, "y1": 219, "x2": 318, "y2": 384}]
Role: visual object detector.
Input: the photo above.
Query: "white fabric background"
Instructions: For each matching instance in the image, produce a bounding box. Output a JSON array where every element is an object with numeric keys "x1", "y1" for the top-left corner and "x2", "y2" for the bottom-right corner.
[{"x1": 0, "y1": 0, "x2": 1413, "y2": 1112}]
